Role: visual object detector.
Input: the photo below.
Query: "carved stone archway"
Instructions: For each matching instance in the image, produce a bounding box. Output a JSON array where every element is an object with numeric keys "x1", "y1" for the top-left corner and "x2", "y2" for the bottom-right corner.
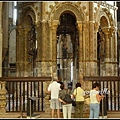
[
  {"x1": 48, "y1": 2, "x2": 85, "y2": 77},
  {"x1": 95, "y1": 8, "x2": 117, "y2": 76},
  {"x1": 53, "y1": 3, "x2": 85, "y2": 21},
  {"x1": 95, "y1": 7, "x2": 114, "y2": 30},
  {"x1": 17, "y1": 6, "x2": 36, "y2": 77}
]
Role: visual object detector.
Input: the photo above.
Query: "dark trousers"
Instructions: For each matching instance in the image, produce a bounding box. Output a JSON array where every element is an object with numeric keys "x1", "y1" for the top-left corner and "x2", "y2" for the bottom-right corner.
[{"x1": 74, "y1": 101, "x2": 84, "y2": 118}]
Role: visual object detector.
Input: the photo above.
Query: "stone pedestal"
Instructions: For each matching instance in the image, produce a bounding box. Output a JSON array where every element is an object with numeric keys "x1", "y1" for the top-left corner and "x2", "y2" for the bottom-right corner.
[
  {"x1": 0, "y1": 81, "x2": 7, "y2": 113},
  {"x1": 44, "y1": 81, "x2": 51, "y2": 115}
]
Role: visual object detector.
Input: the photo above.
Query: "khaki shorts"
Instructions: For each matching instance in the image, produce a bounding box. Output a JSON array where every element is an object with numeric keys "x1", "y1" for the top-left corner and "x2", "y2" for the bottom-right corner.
[{"x1": 50, "y1": 99, "x2": 60, "y2": 109}]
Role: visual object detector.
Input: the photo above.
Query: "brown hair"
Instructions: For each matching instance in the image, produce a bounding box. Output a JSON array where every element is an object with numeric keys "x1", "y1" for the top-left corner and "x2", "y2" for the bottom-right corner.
[
  {"x1": 60, "y1": 83, "x2": 64, "y2": 90},
  {"x1": 76, "y1": 82, "x2": 81, "y2": 88}
]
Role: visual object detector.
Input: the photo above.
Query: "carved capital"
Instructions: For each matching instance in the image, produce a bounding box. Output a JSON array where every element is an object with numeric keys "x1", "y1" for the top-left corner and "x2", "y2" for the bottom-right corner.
[
  {"x1": 118, "y1": 30, "x2": 120, "y2": 38},
  {"x1": 102, "y1": 28, "x2": 110, "y2": 35},
  {"x1": 77, "y1": 23, "x2": 82, "y2": 31},
  {"x1": 94, "y1": 22, "x2": 99, "y2": 30},
  {"x1": 35, "y1": 21, "x2": 41, "y2": 28}
]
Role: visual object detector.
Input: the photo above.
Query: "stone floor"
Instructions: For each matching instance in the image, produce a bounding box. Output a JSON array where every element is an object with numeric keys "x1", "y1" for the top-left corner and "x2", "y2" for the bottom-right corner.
[{"x1": 0, "y1": 111, "x2": 120, "y2": 119}]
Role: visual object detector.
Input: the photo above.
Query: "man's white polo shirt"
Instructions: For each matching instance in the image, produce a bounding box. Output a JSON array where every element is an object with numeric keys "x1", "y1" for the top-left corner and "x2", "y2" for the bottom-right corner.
[{"x1": 48, "y1": 81, "x2": 61, "y2": 99}]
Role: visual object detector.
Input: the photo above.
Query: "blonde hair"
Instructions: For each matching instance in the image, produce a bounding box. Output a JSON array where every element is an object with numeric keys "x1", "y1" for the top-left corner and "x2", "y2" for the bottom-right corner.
[
  {"x1": 52, "y1": 73, "x2": 58, "y2": 81},
  {"x1": 52, "y1": 76, "x2": 58, "y2": 81}
]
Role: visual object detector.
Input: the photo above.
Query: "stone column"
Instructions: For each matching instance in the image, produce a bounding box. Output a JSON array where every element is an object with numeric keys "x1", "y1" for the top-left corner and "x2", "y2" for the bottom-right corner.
[
  {"x1": 51, "y1": 21, "x2": 58, "y2": 73},
  {"x1": 102, "y1": 28, "x2": 110, "y2": 75},
  {"x1": 102, "y1": 28, "x2": 110, "y2": 60},
  {"x1": 89, "y1": 1, "x2": 96, "y2": 76},
  {"x1": 94, "y1": 22, "x2": 99, "y2": 76},
  {"x1": 84, "y1": 21, "x2": 90, "y2": 76},
  {"x1": 35, "y1": 21, "x2": 42, "y2": 77},
  {"x1": 0, "y1": 3, "x2": 2, "y2": 77},
  {"x1": 16, "y1": 26, "x2": 23, "y2": 77},
  {"x1": 114, "y1": 28, "x2": 118, "y2": 76},
  {"x1": 77, "y1": 21, "x2": 83, "y2": 70},
  {"x1": 23, "y1": 28, "x2": 30, "y2": 77},
  {"x1": 109, "y1": 28, "x2": 114, "y2": 76},
  {"x1": 82, "y1": 21, "x2": 88, "y2": 76},
  {"x1": 0, "y1": 29, "x2": 2, "y2": 77},
  {"x1": 44, "y1": 81, "x2": 51, "y2": 116},
  {"x1": 77, "y1": 22, "x2": 84, "y2": 88}
]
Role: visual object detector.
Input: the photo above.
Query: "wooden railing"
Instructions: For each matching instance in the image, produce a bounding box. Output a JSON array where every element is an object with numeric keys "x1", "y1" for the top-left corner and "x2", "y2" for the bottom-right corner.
[
  {"x1": 83, "y1": 76, "x2": 120, "y2": 111},
  {"x1": 0, "y1": 77, "x2": 52, "y2": 112},
  {"x1": 0, "y1": 76, "x2": 120, "y2": 113}
]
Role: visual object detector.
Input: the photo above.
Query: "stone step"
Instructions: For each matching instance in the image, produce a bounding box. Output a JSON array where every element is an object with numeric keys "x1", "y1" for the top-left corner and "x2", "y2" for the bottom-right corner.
[{"x1": 0, "y1": 111, "x2": 120, "y2": 118}]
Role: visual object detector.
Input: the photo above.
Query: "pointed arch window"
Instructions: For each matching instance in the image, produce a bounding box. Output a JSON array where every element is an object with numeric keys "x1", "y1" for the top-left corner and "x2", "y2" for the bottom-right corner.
[{"x1": 13, "y1": 1, "x2": 17, "y2": 25}]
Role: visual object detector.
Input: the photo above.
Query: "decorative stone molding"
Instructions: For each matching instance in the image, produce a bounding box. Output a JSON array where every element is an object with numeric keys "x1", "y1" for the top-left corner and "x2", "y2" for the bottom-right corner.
[
  {"x1": 94, "y1": 1, "x2": 118, "y2": 11},
  {"x1": 46, "y1": 2, "x2": 86, "y2": 21}
]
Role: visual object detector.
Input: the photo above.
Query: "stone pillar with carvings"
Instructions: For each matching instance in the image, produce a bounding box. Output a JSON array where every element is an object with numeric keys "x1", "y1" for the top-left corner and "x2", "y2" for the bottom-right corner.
[
  {"x1": 35, "y1": 21, "x2": 42, "y2": 77},
  {"x1": 16, "y1": 26, "x2": 24, "y2": 77},
  {"x1": 36, "y1": 20, "x2": 52, "y2": 77},
  {"x1": 94, "y1": 22, "x2": 99, "y2": 76},
  {"x1": 77, "y1": 21, "x2": 84, "y2": 74},
  {"x1": 84, "y1": 21, "x2": 90, "y2": 76},
  {"x1": 0, "y1": 3, "x2": 2, "y2": 77},
  {"x1": 44, "y1": 81, "x2": 51, "y2": 116},
  {"x1": 51, "y1": 21, "x2": 58, "y2": 73},
  {"x1": 89, "y1": 1, "x2": 96, "y2": 76},
  {"x1": 108, "y1": 27, "x2": 115, "y2": 76},
  {"x1": 0, "y1": 28, "x2": 2, "y2": 77},
  {"x1": 82, "y1": 21, "x2": 87, "y2": 76},
  {"x1": 102, "y1": 28, "x2": 110, "y2": 75},
  {"x1": 103, "y1": 29, "x2": 110, "y2": 60},
  {"x1": 23, "y1": 28, "x2": 30, "y2": 77},
  {"x1": 77, "y1": 21, "x2": 84, "y2": 89},
  {"x1": 113, "y1": 28, "x2": 118, "y2": 76},
  {"x1": 0, "y1": 81, "x2": 7, "y2": 113}
]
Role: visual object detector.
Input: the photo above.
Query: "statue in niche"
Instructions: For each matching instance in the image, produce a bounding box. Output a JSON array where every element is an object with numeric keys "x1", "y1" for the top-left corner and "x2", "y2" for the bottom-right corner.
[
  {"x1": 98, "y1": 27, "x2": 105, "y2": 61},
  {"x1": 62, "y1": 44, "x2": 68, "y2": 59},
  {"x1": 62, "y1": 35, "x2": 68, "y2": 59}
]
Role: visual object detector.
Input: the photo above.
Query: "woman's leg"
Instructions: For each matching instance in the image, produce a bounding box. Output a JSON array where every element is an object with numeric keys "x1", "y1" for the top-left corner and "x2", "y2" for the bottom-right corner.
[
  {"x1": 89, "y1": 104, "x2": 94, "y2": 118},
  {"x1": 67, "y1": 104, "x2": 72, "y2": 118},
  {"x1": 93, "y1": 104, "x2": 100, "y2": 118},
  {"x1": 74, "y1": 102, "x2": 78, "y2": 118},
  {"x1": 62, "y1": 105, "x2": 67, "y2": 118},
  {"x1": 79, "y1": 102, "x2": 84, "y2": 118}
]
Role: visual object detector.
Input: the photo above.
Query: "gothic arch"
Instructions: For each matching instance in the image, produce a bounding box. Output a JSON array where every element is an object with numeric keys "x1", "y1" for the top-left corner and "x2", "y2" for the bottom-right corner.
[
  {"x1": 95, "y1": 10, "x2": 110, "y2": 29},
  {"x1": 100, "y1": 16, "x2": 109, "y2": 28},
  {"x1": 95, "y1": 8, "x2": 114, "y2": 30},
  {"x1": 18, "y1": 6, "x2": 36, "y2": 27},
  {"x1": 21, "y1": 7, "x2": 36, "y2": 26},
  {"x1": 48, "y1": 2, "x2": 86, "y2": 22},
  {"x1": 102, "y1": 8, "x2": 114, "y2": 27}
]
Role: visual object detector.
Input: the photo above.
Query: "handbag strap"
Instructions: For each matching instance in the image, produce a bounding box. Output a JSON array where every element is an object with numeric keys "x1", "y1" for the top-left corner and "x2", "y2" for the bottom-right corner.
[{"x1": 75, "y1": 88, "x2": 77, "y2": 101}]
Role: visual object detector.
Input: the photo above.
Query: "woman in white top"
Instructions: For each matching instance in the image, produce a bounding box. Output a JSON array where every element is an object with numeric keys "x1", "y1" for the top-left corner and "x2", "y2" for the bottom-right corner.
[{"x1": 89, "y1": 82, "x2": 104, "y2": 118}]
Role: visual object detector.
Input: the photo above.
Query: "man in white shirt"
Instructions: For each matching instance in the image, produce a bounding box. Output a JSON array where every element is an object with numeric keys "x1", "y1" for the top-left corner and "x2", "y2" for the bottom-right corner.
[{"x1": 48, "y1": 77, "x2": 61, "y2": 118}]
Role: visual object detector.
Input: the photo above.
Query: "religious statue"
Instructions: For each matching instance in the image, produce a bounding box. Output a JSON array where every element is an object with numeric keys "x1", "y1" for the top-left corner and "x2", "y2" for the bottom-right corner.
[{"x1": 98, "y1": 27, "x2": 105, "y2": 61}]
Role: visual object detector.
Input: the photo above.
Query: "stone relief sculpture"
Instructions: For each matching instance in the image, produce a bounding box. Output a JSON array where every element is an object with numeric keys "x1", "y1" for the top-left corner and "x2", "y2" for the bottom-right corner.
[
  {"x1": 98, "y1": 27, "x2": 105, "y2": 61},
  {"x1": 62, "y1": 44, "x2": 68, "y2": 59}
]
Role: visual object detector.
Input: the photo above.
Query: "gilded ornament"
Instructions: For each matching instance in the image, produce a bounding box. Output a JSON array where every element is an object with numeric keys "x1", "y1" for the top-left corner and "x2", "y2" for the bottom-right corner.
[
  {"x1": 82, "y1": 6, "x2": 86, "y2": 10},
  {"x1": 94, "y1": 7, "x2": 97, "y2": 11},
  {"x1": 49, "y1": 5, "x2": 54, "y2": 9},
  {"x1": 54, "y1": 2, "x2": 58, "y2": 5}
]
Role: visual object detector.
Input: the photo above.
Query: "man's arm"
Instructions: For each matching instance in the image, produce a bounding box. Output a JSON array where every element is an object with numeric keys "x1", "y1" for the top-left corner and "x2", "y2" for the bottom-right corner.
[{"x1": 45, "y1": 84, "x2": 51, "y2": 94}]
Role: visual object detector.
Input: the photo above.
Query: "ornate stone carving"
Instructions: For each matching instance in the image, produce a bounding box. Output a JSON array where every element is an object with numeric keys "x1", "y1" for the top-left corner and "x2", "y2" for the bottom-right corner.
[
  {"x1": 47, "y1": 2, "x2": 86, "y2": 21},
  {"x1": 0, "y1": 82, "x2": 7, "y2": 113}
]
